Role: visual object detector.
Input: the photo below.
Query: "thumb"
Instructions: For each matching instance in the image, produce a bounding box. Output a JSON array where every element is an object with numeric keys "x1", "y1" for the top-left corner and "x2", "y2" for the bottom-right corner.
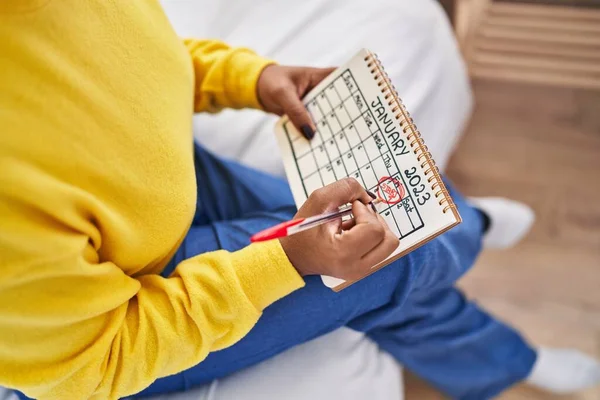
[{"x1": 279, "y1": 89, "x2": 316, "y2": 140}]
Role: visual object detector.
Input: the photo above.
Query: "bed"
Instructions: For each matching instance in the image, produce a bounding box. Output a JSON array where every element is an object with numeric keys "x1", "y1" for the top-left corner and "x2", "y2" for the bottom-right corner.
[
  {"x1": 153, "y1": 1, "x2": 472, "y2": 399},
  {"x1": 0, "y1": 1, "x2": 471, "y2": 399}
]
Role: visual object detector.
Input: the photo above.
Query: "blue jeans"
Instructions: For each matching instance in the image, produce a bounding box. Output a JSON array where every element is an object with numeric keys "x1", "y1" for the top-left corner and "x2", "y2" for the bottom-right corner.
[
  {"x1": 138, "y1": 143, "x2": 536, "y2": 399},
  {"x1": 16, "y1": 143, "x2": 536, "y2": 400}
]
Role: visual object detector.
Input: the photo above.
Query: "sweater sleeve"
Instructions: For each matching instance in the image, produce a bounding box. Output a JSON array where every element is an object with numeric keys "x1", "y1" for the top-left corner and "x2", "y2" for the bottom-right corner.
[
  {"x1": 0, "y1": 196, "x2": 304, "y2": 399},
  {"x1": 183, "y1": 39, "x2": 275, "y2": 112}
]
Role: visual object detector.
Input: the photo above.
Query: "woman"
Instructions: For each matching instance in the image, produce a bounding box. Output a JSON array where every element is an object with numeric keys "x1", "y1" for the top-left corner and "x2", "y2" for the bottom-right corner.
[{"x1": 1, "y1": 1, "x2": 598, "y2": 399}]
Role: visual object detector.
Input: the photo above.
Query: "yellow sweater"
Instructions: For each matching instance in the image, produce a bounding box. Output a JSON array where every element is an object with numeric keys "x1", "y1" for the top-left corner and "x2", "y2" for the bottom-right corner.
[{"x1": 0, "y1": 1, "x2": 305, "y2": 399}]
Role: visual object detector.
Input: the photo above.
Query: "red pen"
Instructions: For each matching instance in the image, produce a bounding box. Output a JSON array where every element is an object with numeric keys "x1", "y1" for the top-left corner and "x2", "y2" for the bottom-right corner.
[{"x1": 250, "y1": 199, "x2": 382, "y2": 243}]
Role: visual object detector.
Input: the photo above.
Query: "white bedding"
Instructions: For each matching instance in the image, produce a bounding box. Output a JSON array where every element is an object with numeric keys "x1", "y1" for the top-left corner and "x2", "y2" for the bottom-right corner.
[
  {"x1": 1, "y1": 1, "x2": 472, "y2": 399},
  {"x1": 151, "y1": 1, "x2": 472, "y2": 399},
  {"x1": 163, "y1": 0, "x2": 472, "y2": 177},
  {"x1": 142, "y1": 328, "x2": 403, "y2": 400}
]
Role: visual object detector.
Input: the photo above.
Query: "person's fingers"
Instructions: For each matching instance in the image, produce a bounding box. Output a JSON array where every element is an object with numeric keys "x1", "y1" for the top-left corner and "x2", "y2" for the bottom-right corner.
[
  {"x1": 336, "y1": 201, "x2": 385, "y2": 256},
  {"x1": 359, "y1": 226, "x2": 400, "y2": 268},
  {"x1": 308, "y1": 178, "x2": 374, "y2": 214},
  {"x1": 340, "y1": 218, "x2": 356, "y2": 231},
  {"x1": 340, "y1": 189, "x2": 377, "y2": 231},
  {"x1": 354, "y1": 199, "x2": 381, "y2": 224},
  {"x1": 277, "y1": 86, "x2": 316, "y2": 140},
  {"x1": 306, "y1": 67, "x2": 336, "y2": 92}
]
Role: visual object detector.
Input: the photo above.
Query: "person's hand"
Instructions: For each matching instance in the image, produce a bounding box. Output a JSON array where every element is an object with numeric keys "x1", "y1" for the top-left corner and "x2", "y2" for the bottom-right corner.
[
  {"x1": 279, "y1": 178, "x2": 400, "y2": 281},
  {"x1": 257, "y1": 64, "x2": 336, "y2": 140}
]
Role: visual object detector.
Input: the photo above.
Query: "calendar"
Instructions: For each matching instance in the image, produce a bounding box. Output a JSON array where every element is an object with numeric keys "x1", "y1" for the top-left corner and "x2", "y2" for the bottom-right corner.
[
  {"x1": 279, "y1": 70, "x2": 425, "y2": 240},
  {"x1": 275, "y1": 49, "x2": 461, "y2": 290}
]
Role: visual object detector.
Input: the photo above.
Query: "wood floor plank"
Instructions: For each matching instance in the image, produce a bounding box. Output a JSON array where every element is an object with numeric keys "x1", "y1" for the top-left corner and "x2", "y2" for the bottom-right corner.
[{"x1": 404, "y1": 78, "x2": 600, "y2": 399}]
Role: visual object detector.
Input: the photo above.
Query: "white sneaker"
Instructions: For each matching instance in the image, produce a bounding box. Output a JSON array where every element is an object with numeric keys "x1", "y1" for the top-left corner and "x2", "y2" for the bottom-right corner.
[
  {"x1": 468, "y1": 197, "x2": 535, "y2": 249},
  {"x1": 527, "y1": 347, "x2": 600, "y2": 394}
]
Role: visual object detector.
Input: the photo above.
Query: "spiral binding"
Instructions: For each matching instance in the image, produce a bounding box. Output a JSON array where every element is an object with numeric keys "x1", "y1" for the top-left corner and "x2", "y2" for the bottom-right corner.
[{"x1": 365, "y1": 52, "x2": 456, "y2": 214}]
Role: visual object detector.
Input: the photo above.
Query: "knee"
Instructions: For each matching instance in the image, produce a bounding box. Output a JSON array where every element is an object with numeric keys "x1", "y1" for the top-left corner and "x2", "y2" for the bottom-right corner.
[{"x1": 410, "y1": 221, "x2": 483, "y2": 292}]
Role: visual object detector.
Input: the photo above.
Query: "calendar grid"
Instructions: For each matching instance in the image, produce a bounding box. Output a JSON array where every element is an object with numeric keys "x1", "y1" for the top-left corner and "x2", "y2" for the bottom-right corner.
[
  {"x1": 284, "y1": 70, "x2": 425, "y2": 239},
  {"x1": 329, "y1": 85, "x2": 406, "y2": 236},
  {"x1": 364, "y1": 103, "x2": 425, "y2": 234},
  {"x1": 319, "y1": 87, "x2": 351, "y2": 182},
  {"x1": 311, "y1": 95, "x2": 347, "y2": 183},
  {"x1": 326, "y1": 89, "x2": 406, "y2": 235},
  {"x1": 311, "y1": 118, "x2": 332, "y2": 186}
]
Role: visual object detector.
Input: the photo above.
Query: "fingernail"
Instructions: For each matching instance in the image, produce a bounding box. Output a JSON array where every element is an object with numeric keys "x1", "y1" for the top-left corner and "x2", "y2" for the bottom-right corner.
[
  {"x1": 301, "y1": 125, "x2": 315, "y2": 140},
  {"x1": 366, "y1": 190, "x2": 377, "y2": 199}
]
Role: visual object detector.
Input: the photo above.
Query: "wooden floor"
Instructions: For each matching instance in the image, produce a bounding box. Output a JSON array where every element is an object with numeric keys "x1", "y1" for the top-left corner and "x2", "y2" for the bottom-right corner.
[{"x1": 403, "y1": 79, "x2": 600, "y2": 399}]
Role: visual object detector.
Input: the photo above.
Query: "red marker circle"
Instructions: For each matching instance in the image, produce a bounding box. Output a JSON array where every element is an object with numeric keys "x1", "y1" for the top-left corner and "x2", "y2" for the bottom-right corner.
[{"x1": 376, "y1": 176, "x2": 405, "y2": 205}]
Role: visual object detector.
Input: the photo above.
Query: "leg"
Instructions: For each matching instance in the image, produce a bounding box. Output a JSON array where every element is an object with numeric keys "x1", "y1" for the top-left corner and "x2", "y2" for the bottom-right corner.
[
  {"x1": 189, "y1": 142, "x2": 296, "y2": 225},
  {"x1": 138, "y1": 159, "x2": 535, "y2": 399},
  {"x1": 353, "y1": 185, "x2": 537, "y2": 399},
  {"x1": 367, "y1": 287, "x2": 536, "y2": 400},
  {"x1": 142, "y1": 329, "x2": 402, "y2": 400}
]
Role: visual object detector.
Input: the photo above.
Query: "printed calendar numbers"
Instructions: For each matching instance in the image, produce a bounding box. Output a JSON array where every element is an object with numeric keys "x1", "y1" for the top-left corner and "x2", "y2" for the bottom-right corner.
[
  {"x1": 332, "y1": 157, "x2": 346, "y2": 179},
  {"x1": 274, "y1": 51, "x2": 464, "y2": 291},
  {"x1": 374, "y1": 133, "x2": 385, "y2": 150},
  {"x1": 283, "y1": 70, "x2": 425, "y2": 239},
  {"x1": 337, "y1": 105, "x2": 351, "y2": 127},
  {"x1": 404, "y1": 167, "x2": 431, "y2": 206},
  {"x1": 327, "y1": 84, "x2": 341, "y2": 104}
]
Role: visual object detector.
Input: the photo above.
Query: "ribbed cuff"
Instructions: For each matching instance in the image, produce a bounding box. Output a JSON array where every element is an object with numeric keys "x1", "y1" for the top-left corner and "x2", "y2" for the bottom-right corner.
[
  {"x1": 229, "y1": 50, "x2": 276, "y2": 110},
  {"x1": 229, "y1": 240, "x2": 305, "y2": 311}
]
